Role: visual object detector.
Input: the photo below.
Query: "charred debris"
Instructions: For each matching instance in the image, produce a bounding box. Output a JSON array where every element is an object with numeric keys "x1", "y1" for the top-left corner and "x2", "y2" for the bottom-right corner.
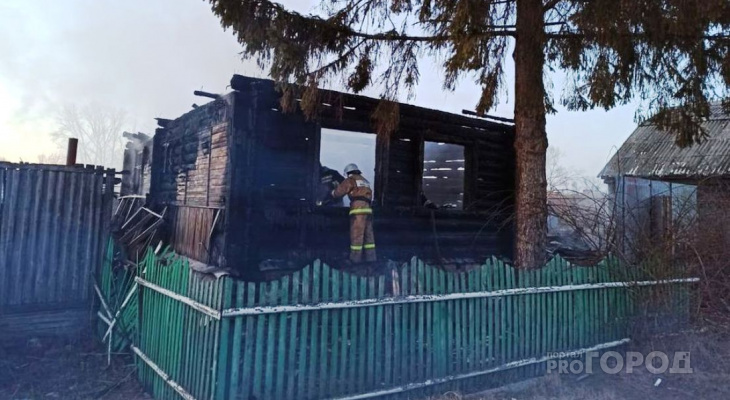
[{"x1": 120, "y1": 75, "x2": 516, "y2": 280}]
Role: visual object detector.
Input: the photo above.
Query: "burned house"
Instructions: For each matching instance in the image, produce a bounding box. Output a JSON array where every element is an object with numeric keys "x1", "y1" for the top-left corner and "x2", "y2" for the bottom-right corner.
[
  {"x1": 120, "y1": 131, "x2": 153, "y2": 197},
  {"x1": 125, "y1": 75, "x2": 515, "y2": 277}
]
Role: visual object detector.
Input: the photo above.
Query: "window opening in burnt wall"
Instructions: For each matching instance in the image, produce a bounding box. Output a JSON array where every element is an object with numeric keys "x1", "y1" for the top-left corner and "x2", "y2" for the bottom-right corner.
[
  {"x1": 422, "y1": 141, "x2": 465, "y2": 210},
  {"x1": 318, "y1": 128, "x2": 376, "y2": 207}
]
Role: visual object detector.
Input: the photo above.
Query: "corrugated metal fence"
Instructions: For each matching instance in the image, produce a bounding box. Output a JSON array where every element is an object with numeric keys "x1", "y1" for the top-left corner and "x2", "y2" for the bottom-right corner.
[
  {"x1": 0, "y1": 162, "x2": 115, "y2": 339},
  {"x1": 99, "y1": 246, "x2": 696, "y2": 400}
]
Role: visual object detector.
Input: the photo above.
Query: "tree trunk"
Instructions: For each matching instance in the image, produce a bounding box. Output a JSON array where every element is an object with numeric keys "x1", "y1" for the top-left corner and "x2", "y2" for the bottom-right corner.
[{"x1": 513, "y1": 0, "x2": 548, "y2": 268}]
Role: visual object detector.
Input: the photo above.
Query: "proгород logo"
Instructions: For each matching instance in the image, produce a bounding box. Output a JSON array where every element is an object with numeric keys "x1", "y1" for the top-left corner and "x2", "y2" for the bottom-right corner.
[{"x1": 546, "y1": 351, "x2": 693, "y2": 375}]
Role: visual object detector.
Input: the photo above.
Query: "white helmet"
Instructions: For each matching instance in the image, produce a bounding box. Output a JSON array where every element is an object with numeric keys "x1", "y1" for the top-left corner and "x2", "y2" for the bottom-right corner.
[{"x1": 343, "y1": 163, "x2": 360, "y2": 175}]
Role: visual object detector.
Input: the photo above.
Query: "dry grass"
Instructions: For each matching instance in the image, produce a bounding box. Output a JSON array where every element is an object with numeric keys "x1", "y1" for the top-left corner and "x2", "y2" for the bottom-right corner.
[{"x1": 0, "y1": 335, "x2": 149, "y2": 400}]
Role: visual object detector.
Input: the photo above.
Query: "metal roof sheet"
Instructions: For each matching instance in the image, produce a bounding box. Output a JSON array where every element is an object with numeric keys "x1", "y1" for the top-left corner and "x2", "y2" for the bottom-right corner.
[{"x1": 600, "y1": 106, "x2": 730, "y2": 179}]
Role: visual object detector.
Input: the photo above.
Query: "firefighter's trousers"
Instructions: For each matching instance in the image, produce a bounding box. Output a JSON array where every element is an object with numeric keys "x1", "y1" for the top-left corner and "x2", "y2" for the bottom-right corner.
[{"x1": 349, "y1": 208, "x2": 376, "y2": 263}]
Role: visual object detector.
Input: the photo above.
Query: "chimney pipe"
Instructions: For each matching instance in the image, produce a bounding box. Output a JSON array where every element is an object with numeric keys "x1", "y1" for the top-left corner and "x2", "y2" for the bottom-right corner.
[{"x1": 66, "y1": 138, "x2": 78, "y2": 166}]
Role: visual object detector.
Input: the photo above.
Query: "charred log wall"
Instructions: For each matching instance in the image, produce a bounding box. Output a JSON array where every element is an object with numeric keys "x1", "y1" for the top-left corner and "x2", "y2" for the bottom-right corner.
[
  {"x1": 149, "y1": 94, "x2": 233, "y2": 266},
  {"x1": 150, "y1": 96, "x2": 231, "y2": 207},
  {"x1": 226, "y1": 79, "x2": 320, "y2": 275},
  {"x1": 225, "y1": 76, "x2": 515, "y2": 278},
  {"x1": 146, "y1": 75, "x2": 514, "y2": 276}
]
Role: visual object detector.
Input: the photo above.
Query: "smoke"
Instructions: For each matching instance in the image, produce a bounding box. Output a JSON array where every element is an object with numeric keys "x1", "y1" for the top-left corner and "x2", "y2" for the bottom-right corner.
[
  {"x1": 0, "y1": 0, "x2": 637, "y2": 178},
  {"x1": 0, "y1": 0, "x2": 264, "y2": 162}
]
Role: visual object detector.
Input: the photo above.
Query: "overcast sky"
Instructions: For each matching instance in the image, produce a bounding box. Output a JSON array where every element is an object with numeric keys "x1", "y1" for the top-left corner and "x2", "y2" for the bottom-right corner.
[{"x1": 0, "y1": 0, "x2": 638, "y2": 178}]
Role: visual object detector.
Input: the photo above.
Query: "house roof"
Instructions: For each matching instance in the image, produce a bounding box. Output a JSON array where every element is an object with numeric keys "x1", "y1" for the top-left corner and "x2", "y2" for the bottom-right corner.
[
  {"x1": 600, "y1": 103, "x2": 730, "y2": 180},
  {"x1": 228, "y1": 74, "x2": 516, "y2": 134}
]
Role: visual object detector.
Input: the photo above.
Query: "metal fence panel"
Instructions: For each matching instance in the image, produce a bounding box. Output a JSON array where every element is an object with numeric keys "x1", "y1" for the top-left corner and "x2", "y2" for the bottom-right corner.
[{"x1": 0, "y1": 163, "x2": 114, "y2": 339}]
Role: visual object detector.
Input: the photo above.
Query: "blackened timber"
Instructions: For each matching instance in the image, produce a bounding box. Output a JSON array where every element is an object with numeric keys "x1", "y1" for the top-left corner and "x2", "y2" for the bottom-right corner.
[
  {"x1": 462, "y1": 109, "x2": 515, "y2": 123},
  {"x1": 155, "y1": 118, "x2": 172, "y2": 128},
  {"x1": 231, "y1": 74, "x2": 512, "y2": 133},
  {"x1": 193, "y1": 90, "x2": 221, "y2": 100},
  {"x1": 141, "y1": 74, "x2": 515, "y2": 278}
]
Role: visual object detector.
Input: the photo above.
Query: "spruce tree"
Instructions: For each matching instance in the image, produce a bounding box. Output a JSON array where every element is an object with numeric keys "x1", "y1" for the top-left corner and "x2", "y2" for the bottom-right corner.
[{"x1": 208, "y1": 0, "x2": 730, "y2": 267}]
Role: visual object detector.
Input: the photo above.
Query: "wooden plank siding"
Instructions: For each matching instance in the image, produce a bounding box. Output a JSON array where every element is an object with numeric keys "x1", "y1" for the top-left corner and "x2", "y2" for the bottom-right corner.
[{"x1": 167, "y1": 205, "x2": 224, "y2": 266}]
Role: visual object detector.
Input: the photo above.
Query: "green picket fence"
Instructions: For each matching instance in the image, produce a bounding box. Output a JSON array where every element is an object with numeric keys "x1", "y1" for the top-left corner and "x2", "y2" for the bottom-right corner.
[
  {"x1": 97, "y1": 239, "x2": 138, "y2": 353},
  {"x1": 134, "y1": 248, "x2": 226, "y2": 400},
  {"x1": 99, "y1": 245, "x2": 695, "y2": 400}
]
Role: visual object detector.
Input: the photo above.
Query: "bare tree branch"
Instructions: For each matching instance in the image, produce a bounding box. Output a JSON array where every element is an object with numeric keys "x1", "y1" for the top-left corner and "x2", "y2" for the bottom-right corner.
[
  {"x1": 36, "y1": 152, "x2": 65, "y2": 165},
  {"x1": 52, "y1": 103, "x2": 127, "y2": 169}
]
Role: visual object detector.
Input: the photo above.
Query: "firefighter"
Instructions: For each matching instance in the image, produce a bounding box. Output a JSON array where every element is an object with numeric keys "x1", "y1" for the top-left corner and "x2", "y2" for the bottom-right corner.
[{"x1": 330, "y1": 163, "x2": 376, "y2": 263}]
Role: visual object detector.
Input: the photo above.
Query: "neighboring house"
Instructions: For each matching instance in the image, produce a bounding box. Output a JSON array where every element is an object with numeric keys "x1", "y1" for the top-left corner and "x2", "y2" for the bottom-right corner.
[
  {"x1": 599, "y1": 104, "x2": 730, "y2": 256},
  {"x1": 124, "y1": 75, "x2": 517, "y2": 278}
]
